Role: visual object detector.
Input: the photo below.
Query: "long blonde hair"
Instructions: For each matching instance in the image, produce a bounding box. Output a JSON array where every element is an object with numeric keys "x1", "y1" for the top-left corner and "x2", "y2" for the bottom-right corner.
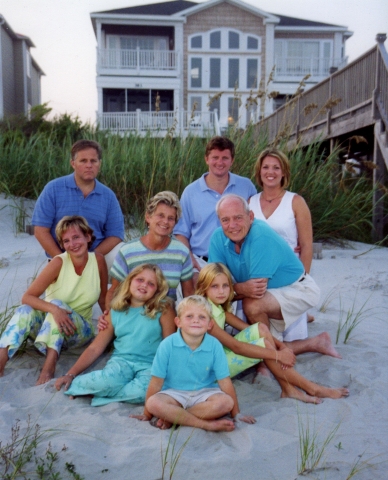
[
  {"x1": 195, "y1": 263, "x2": 234, "y2": 312},
  {"x1": 110, "y1": 264, "x2": 171, "y2": 318}
]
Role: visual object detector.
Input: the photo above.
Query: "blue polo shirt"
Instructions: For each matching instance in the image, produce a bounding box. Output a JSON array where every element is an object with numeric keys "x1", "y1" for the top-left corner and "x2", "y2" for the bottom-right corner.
[
  {"x1": 208, "y1": 219, "x2": 304, "y2": 288},
  {"x1": 174, "y1": 172, "x2": 256, "y2": 257},
  {"x1": 151, "y1": 330, "x2": 230, "y2": 391},
  {"x1": 32, "y1": 173, "x2": 124, "y2": 254}
]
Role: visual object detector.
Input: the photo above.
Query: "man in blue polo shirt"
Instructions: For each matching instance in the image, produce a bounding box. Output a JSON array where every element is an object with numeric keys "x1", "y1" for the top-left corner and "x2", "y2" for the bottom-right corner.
[
  {"x1": 174, "y1": 136, "x2": 256, "y2": 281},
  {"x1": 32, "y1": 140, "x2": 124, "y2": 268},
  {"x1": 209, "y1": 194, "x2": 341, "y2": 358}
]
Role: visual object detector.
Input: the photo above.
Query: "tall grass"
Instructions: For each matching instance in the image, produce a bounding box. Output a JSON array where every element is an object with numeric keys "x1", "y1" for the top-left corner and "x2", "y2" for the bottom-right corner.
[{"x1": 0, "y1": 116, "x2": 382, "y2": 243}]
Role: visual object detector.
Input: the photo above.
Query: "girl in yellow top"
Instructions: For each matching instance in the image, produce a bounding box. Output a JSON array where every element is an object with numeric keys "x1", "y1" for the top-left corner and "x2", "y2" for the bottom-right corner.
[
  {"x1": 196, "y1": 263, "x2": 349, "y2": 404},
  {"x1": 0, "y1": 216, "x2": 107, "y2": 385}
]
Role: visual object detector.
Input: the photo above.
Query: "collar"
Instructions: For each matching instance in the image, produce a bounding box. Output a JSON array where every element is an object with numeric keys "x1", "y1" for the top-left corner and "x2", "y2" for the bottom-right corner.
[
  {"x1": 172, "y1": 329, "x2": 213, "y2": 352},
  {"x1": 64, "y1": 173, "x2": 103, "y2": 195},
  {"x1": 199, "y1": 172, "x2": 236, "y2": 192},
  {"x1": 208, "y1": 299, "x2": 225, "y2": 327}
]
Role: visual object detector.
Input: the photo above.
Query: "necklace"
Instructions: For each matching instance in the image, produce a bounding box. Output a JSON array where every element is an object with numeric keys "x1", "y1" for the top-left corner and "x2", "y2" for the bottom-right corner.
[{"x1": 261, "y1": 190, "x2": 285, "y2": 203}]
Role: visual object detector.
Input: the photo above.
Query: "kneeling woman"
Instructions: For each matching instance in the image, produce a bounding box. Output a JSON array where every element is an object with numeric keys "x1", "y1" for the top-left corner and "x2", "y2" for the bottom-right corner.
[
  {"x1": 196, "y1": 263, "x2": 349, "y2": 404},
  {"x1": 55, "y1": 264, "x2": 175, "y2": 406},
  {"x1": 0, "y1": 216, "x2": 108, "y2": 384}
]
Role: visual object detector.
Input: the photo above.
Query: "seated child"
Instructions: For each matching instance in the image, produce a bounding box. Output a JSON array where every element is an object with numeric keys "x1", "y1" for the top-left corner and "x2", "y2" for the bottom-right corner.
[
  {"x1": 196, "y1": 263, "x2": 349, "y2": 403},
  {"x1": 55, "y1": 264, "x2": 175, "y2": 406},
  {"x1": 132, "y1": 295, "x2": 255, "y2": 432}
]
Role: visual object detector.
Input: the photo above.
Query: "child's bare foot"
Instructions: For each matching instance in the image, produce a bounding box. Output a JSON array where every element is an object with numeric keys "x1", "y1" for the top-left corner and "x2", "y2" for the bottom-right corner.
[
  {"x1": 313, "y1": 385, "x2": 349, "y2": 399},
  {"x1": 311, "y1": 332, "x2": 342, "y2": 359},
  {"x1": 0, "y1": 348, "x2": 8, "y2": 377},
  {"x1": 36, "y1": 368, "x2": 55, "y2": 385},
  {"x1": 307, "y1": 314, "x2": 315, "y2": 323},
  {"x1": 280, "y1": 384, "x2": 322, "y2": 404},
  {"x1": 150, "y1": 417, "x2": 173, "y2": 430},
  {"x1": 203, "y1": 419, "x2": 235, "y2": 432}
]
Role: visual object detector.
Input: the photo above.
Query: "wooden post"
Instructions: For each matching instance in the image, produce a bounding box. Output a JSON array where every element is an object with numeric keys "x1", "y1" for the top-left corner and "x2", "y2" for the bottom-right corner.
[{"x1": 372, "y1": 122, "x2": 385, "y2": 242}]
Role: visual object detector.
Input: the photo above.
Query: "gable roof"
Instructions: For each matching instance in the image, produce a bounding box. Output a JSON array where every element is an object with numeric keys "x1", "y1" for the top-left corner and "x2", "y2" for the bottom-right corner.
[{"x1": 95, "y1": 1, "x2": 196, "y2": 16}]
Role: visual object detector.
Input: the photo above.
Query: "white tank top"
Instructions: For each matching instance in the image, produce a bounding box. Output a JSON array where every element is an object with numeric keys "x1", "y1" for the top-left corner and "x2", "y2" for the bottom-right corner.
[{"x1": 249, "y1": 191, "x2": 298, "y2": 252}]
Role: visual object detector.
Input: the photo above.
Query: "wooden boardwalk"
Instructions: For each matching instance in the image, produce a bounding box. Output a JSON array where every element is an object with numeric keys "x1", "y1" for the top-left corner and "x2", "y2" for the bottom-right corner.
[{"x1": 257, "y1": 34, "x2": 388, "y2": 240}]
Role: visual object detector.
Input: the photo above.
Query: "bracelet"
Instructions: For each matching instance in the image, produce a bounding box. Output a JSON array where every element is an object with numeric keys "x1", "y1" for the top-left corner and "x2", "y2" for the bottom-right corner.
[{"x1": 65, "y1": 373, "x2": 75, "y2": 378}]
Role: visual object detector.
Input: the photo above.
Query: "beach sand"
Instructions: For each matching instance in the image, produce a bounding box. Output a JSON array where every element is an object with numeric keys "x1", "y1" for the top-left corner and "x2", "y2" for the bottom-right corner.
[{"x1": 1, "y1": 194, "x2": 387, "y2": 479}]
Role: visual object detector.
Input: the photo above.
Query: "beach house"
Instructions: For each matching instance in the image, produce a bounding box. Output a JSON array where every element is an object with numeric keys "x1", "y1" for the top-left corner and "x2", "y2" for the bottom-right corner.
[
  {"x1": 0, "y1": 14, "x2": 44, "y2": 120},
  {"x1": 90, "y1": 0, "x2": 352, "y2": 134}
]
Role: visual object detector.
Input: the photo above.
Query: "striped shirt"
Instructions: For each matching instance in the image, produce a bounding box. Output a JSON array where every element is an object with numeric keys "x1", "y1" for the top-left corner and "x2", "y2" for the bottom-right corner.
[{"x1": 110, "y1": 236, "x2": 193, "y2": 301}]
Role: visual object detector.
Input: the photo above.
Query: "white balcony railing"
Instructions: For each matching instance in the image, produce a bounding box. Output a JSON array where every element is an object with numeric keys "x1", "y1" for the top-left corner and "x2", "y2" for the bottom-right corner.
[
  {"x1": 274, "y1": 56, "x2": 348, "y2": 78},
  {"x1": 98, "y1": 48, "x2": 179, "y2": 71},
  {"x1": 97, "y1": 110, "x2": 220, "y2": 137}
]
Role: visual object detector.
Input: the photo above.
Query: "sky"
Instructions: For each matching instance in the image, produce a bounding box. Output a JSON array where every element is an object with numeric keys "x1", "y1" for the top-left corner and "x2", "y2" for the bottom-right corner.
[{"x1": 2, "y1": 0, "x2": 387, "y2": 123}]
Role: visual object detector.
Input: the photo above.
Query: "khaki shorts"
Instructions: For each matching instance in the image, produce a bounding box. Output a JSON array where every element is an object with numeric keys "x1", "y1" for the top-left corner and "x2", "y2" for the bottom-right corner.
[
  {"x1": 268, "y1": 273, "x2": 320, "y2": 340},
  {"x1": 158, "y1": 387, "x2": 225, "y2": 409}
]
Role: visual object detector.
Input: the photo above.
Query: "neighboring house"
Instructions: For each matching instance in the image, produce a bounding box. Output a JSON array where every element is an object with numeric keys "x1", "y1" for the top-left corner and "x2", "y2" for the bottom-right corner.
[
  {"x1": 90, "y1": 0, "x2": 352, "y2": 134},
  {"x1": 0, "y1": 14, "x2": 44, "y2": 120}
]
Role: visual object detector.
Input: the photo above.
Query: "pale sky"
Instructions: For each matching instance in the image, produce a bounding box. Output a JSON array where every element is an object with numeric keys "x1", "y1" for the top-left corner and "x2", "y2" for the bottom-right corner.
[{"x1": 2, "y1": 0, "x2": 387, "y2": 123}]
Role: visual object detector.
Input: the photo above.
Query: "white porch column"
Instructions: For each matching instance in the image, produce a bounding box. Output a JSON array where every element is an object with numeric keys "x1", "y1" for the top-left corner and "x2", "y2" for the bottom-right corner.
[{"x1": 265, "y1": 22, "x2": 275, "y2": 116}]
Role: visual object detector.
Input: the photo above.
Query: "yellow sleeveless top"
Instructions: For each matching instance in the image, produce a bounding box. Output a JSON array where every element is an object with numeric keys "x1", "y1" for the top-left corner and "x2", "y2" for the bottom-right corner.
[{"x1": 45, "y1": 252, "x2": 100, "y2": 322}]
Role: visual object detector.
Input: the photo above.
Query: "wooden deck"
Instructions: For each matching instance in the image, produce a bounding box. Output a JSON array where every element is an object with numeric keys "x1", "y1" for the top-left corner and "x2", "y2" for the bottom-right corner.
[{"x1": 257, "y1": 34, "x2": 388, "y2": 241}]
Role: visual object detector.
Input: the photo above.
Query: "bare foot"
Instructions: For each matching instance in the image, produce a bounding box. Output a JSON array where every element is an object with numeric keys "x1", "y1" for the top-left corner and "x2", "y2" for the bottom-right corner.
[
  {"x1": 0, "y1": 348, "x2": 9, "y2": 377},
  {"x1": 312, "y1": 332, "x2": 342, "y2": 359},
  {"x1": 313, "y1": 385, "x2": 349, "y2": 399},
  {"x1": 203, "y1": 419, "x2": 235, "y2": 432},
  {"x1": 280, "y1": 384, "x2": 322, "y2": 404},
  {"x1": 307, "y1": 314, "x2": 315, "y2": 323},
  {"x1": 252, "y1": 362, "x2": 272, "y2": 383},
  {"x1": 150, "y1": 417, "x2": 173, "y2": 430},
  {"x1": 36, "y1": 368, "x2": 55, "y2": 385}
]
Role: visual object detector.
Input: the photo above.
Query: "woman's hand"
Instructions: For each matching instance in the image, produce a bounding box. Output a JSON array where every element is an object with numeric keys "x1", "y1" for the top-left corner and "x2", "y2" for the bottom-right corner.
[
  {"x1": 234, "y1": 413, "x2": 256, "y2": 424},
  {"x1": 278, "y1": 348, "x2": 296, "y2": 368},
  {"x1": 97, "y1": 311, "x2": 110, "y2": 331},
  {"x1": 52, "y1": 306, "x2": 76, "y2": 336},
  {"x1": 55, "y1": 374, "x2": 74, "y2": 391}
]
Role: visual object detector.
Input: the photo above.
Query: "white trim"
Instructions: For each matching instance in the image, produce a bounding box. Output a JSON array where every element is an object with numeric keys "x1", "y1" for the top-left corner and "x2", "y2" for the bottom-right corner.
[
  {"x1": 188, "y1": 28, "x2": 261, "y2": 53},
  {"x1": 275, "y1": 26, "x2": 350, "y2": 33}
]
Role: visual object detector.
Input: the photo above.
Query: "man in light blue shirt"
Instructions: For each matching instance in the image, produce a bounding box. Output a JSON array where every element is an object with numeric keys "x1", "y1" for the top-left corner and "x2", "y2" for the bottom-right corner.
[{"x1": 174, "y1": 136, "x2": 256, "y2": 277}]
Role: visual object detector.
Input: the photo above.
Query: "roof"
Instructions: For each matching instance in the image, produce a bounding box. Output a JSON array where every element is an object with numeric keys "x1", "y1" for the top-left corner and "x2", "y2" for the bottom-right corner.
[
  {"x1": 272, "y1": 13, "x2": 346, "y2": 29},
  {"x1": 95, "y1": 1, "x2": 197, "y2": 16}
]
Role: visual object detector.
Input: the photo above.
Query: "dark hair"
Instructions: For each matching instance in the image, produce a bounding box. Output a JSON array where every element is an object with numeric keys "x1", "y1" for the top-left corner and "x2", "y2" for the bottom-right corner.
[
  {"x1": 205, "y1": 136, "x2": 235, "y2": 159},
  {"x1": 71, "y1": 140, "x2": 102, "y2": 161}
]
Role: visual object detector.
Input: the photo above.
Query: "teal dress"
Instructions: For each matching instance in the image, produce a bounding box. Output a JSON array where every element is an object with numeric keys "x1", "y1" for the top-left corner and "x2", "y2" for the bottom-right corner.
[{"x1": 65, "y1": 306, "x2": 162, "y2": 406}]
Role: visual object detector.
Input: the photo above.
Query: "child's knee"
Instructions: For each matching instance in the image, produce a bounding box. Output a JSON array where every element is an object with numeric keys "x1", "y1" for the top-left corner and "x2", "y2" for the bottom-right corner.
[{"x1": 258, "y1": 323, "x2": 271, "y2": 338}]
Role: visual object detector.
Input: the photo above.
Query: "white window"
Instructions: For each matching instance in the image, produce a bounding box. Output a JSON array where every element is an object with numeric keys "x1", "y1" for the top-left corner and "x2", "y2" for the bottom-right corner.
[
  {"x1": 247, "y1": 59, "x2": 258, "y2": 89},
  {"x1": 228, "y1": 59, "x2": 239, "y2": 88},
  {"x1": 210, "y1": 31, "x2": 221, "y2": 49},
  {"x1": 228, "y1": 31, "x2": 240, "y2": 49},
  {"x1": 210, "y1": 58, "x2": 221, "y2": 88},
  {"x1": 191, "y1": 35, "x2": 202, "y2": 49},
  {"x1": 190, "y1": 96, "x2": 202, "y2": 112}
]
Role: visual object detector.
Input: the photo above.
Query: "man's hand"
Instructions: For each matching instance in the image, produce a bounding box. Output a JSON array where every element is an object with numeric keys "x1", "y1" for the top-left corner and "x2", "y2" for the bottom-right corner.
[{"x1": 234, "y1": 278, "x2": 268, "y2": 299}]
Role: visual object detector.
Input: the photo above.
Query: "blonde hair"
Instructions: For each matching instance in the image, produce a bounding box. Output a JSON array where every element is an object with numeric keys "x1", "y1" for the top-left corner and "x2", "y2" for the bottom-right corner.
[
  {"x1": 176, "y1": 295, "x2": 212, "y2": 320},
  {"x1": 110, "y1": 264, "x2": 171, "y2": 318},
  {"x1": 196, "y1": 263, "x2": 234, "y2": 312},
  {"x1": 145, "y1": 191, "x2": 182, "y2": 224},
  {"x1": 55, "y1": 215, "x2": 95, "y2": 249},
  {"x1": 254, "y1": 148, "x2": 291, "y2": 189}
]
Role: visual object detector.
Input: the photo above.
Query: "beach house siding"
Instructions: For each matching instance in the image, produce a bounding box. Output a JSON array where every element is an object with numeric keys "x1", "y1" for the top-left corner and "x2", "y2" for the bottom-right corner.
[{"x1": 0, "y1": 15, "x2": 44, "y2": 119}]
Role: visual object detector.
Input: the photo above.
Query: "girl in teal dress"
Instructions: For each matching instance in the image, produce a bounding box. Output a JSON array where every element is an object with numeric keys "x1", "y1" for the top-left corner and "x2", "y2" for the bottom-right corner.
[
  {"x1": 55, "y1": 264, "x2": 176, "y2": 406},
  {"x1": 196, "y1": 263, "x2": 349, "y2": 404}
]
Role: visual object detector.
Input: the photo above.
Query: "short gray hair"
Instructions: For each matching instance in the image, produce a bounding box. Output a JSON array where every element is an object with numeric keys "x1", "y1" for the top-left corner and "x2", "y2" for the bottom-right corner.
[
  {"x1": 215, "y1": 194, "x2": 250, "y2": 217},
  {"x1": 145, "y1": 191, "x2": 182, "y2": 222}
]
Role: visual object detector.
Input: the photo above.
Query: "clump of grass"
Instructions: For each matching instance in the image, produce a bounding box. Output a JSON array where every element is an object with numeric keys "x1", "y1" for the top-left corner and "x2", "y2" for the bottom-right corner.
[
  {"x1": 336, "y1": 294, "x2": 371, "y2": 344},
  {"x1": 0, "y1": 417, "x2": 85, "y2": 480},
  {"x1": 160, "y1": 424, "x2": 194, "y2": 480},
  {"x1": 346, "y1": 451, "x2": 385, "y2": 479},
  {"x1": 318, "y1": 287, "x2": 338, "y2": 313},
  {"x1": 297, "y1": 413, "x2": 340, "y2": 475}
]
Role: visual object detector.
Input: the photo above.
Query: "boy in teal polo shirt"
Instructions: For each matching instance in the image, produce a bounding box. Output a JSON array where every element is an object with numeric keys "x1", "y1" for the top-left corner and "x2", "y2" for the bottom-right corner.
[{"x1": 132, "y1": 296, "x2": 255, "y2": 432}]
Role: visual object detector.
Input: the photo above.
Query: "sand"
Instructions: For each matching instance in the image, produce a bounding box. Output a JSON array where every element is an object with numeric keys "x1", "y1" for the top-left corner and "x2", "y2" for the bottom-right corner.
[{"x1": 0, "y1": 194, "x2": 387, "y2": 479}]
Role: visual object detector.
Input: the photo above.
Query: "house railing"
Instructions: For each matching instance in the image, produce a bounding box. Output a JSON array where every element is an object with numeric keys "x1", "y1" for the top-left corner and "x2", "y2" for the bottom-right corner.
[
  {"x1": 260, "y1": 41, "x2": 388, "y2": 144},
  {"x1": 274, "y1": 56, "x2": 347, "y2": 78},
  {"x1": 97, "y1": 110, "x2": 220, "y2": 136},
  {"x1": 98, "y1": 48, "x2": 179, "y2": 71}
]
